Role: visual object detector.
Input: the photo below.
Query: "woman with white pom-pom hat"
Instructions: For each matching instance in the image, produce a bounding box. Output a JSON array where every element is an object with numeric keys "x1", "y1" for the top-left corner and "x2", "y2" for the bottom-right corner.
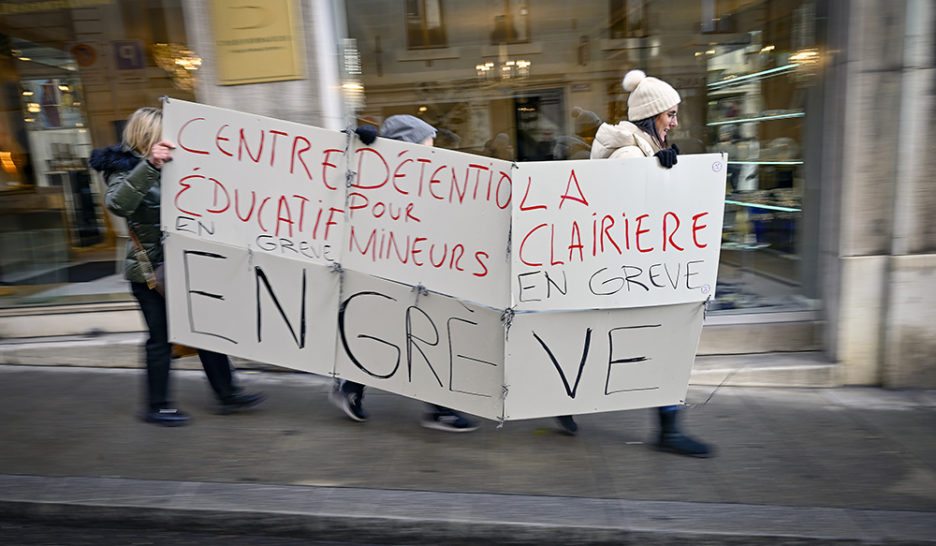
[
  {"x1": 557, "y1": 70, "x2": 713, "y2": 458},
  {"x1": 590, "y1": 69, "x2": 682, "y2": 169}
]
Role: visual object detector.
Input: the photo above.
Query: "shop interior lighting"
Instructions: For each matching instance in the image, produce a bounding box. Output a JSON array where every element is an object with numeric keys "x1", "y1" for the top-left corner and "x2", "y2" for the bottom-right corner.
[
  {"x1": 153, "y1": 43, "x2": 202, "y2": 91},
  {"x1": 708, "y1": 63, "x2": 799, "y2": 89},
  {"x1": 476, "y1": 59, "x2": 531, "y2": 81},
  {"x1": 476, "y1": 62, "x2": 495, "y2": 78},
  {"x1": 707, "y1": 112, "x2": 804, "y2": 126},
  {"x1": 0, "y1": 152, "x2": 16, "y2": 174},
  {"x1": 22, "y1": 90, "x2": 33, "y2": 96},
  {"x1": 790, "y1": 48, "x2": 819, "y2": 64}
]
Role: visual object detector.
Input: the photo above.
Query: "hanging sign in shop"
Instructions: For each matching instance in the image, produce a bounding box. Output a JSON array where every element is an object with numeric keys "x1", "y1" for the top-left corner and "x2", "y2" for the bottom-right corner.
[
  {"x1": 210, "y1": 0, "x2": 305, "y2": 85},
  {"x1": 160, "y1": 98, "x2": 726, "y2": 421}
]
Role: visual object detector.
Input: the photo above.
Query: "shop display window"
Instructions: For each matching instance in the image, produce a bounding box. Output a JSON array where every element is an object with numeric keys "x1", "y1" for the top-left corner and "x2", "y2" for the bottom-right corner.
[
  {"x1": 0, "y1": 1, "x2": 196, "y2": 307},
  {"x1": 346, "y1": 0, "x2": 821, "y2": 314},
  {"x1": 0, "y1": 0, "x2": 820, "y2": 316}
]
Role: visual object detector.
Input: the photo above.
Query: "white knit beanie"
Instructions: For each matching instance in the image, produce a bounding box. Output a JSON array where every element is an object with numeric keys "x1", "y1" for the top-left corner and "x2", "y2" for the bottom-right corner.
[{"x1": 623, "y1": 69, "x2": 681, "y2": 121}]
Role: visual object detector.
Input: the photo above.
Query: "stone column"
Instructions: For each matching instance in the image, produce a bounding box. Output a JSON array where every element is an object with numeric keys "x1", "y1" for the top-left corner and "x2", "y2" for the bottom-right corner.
[
  {"x1": 181, "y1": 0, "x2": 346, "y2": 130},
  {"x1": 821, "y1": 0, "x2": 936, "y2": 387},
  {"x1": 879, "y1": 0, "x2": 936, "y2": 387}
]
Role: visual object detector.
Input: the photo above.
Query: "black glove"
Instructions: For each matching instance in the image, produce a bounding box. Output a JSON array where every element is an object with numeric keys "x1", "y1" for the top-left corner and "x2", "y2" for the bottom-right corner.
[
  {"x1": 654, "y1": 144, "x2": 679, "y2": 169},
  {"x1": 354, "y1": 124, "x2": 378, "y2": 145}
]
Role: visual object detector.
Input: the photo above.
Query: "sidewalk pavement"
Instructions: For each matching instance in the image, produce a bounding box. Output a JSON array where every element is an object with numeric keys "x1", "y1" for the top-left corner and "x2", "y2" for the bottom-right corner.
[{"x1": 1, "y1": 363, "x2": 934, "y2": 545}]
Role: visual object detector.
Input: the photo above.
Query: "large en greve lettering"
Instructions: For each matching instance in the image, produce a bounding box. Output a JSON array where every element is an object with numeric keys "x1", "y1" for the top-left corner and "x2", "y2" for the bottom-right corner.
[{"x1": 161, "y1": 98, "x2": 725, "y2": 421}]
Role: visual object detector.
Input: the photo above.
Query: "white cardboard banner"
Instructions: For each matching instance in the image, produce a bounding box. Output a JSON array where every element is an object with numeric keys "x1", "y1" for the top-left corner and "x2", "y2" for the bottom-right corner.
[
  {"x1": 160, "y1": 99, "x2": 347, "y2": 266},
  {"x1": 503, "y1": 303, "x2": 704, "y2": 420},
  {"x1": 164, "y1": 232, "x2": 338, "y2": 375},
  {"x1": 342, "y1": 137, "x2": 513, "y2": 309},
  {"x1": 160, "y1": 99, "x2": 726, "y2": 422},
  {"x1": 512, "y1": 156, "x2": 726, "y2": 311},
  {"x1": 334, "y1": 269, "x2": 505, "y2": 421}
]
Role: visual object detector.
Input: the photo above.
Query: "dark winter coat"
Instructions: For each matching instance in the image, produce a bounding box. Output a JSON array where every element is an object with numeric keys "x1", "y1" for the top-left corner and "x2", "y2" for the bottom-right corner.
[{"x1": 89, "y1": 144, "x2": 163, "y2": 283}]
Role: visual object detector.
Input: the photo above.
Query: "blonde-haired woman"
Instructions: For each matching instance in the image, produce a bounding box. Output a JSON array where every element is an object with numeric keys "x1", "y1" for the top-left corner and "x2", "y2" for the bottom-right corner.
[{"x1": 90, "y1": 107, "x2": 264, "y2": 426}]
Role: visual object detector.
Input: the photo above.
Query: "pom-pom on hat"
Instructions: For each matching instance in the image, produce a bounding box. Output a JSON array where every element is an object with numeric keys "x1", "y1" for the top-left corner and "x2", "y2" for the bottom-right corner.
[
  {"x1": 623, "y1": 69, "x2": 681, "y2": 121},
  {"x1": 380, "y1": 114, "x2": 437, "y2": 144}
]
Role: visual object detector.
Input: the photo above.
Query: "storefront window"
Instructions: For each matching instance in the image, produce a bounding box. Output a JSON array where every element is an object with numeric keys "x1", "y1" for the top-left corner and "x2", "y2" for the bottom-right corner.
[
  {"x1": 0, "y1": 0, "x2": 195, "y2": 308},
  {"x1": 0, "y1": 0, "x2": 821, "y2": 316},
  {"x1": 345, "y1": 0, "x2": 822, "y2": 314}
]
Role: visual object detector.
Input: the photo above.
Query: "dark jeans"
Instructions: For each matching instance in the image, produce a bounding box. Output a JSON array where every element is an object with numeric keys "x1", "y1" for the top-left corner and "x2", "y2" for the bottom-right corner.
[
  {"x1": 341, "y1": 380, "x2": 451, "y2": 415},
  {"x1": 131, "y1": 282, "x2": 239, "y2": 411}
]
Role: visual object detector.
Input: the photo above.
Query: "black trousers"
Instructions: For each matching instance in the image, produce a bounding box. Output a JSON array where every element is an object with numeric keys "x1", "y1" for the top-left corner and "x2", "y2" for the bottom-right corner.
[{"x1": 131, "y1": 282, "x2": 238, "y2": 411}]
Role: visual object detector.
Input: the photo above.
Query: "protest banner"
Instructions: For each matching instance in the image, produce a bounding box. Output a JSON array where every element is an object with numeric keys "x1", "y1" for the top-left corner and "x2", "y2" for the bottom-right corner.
[
  {"x1": 160, "y1": 98, "x2": 726, "y2": 421},
  {"x1": 163, "y1": 233, "x2": 339, "y2": 375},
  {"x1": 512, "y1": 156, "x2": 725, "y2": 311},
  {"x1": 503, "y1": 303, "x2": 704, "y2": 420},
  {"x1": 502, "y1": 155, "x2": 725, "y2": 418},
  {"x1": 334, "y1": 269, "x2": 505, "y2": 420},
  {"x1": 341, "y1": 136, "x2": 512, "y2": 309},
  {"x1": 159, "y1": 98, "x2": 348, "y2": 264}
]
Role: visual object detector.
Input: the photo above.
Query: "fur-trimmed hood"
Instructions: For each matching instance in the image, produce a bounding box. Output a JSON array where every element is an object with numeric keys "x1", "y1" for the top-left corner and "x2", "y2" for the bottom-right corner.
[
  {"x1": 89, "y1": 145, "x2": 142, "y2": 180},
  {"x1": 95, "y1": 143, "x2": 162, "y2": 283},
  {"x1": 590, "y1": 121, "x2": 659, "y2": 160}
]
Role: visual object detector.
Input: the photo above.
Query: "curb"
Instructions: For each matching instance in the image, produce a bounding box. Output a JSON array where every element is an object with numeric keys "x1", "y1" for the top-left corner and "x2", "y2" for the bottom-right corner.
[{"x1": 1, "y1": 475, "x2": 933, "y2": 545}]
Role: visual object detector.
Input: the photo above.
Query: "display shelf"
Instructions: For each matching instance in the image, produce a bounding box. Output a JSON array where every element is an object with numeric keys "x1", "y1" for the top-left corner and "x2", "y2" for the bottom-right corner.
[
  {"x1": 724, "y1": 199, "x2": 800, "y2": 213},
  {"x1": 727, "y1": 160, "x2": 802, "y2": 166},
  {"x1": 707, "y1": 111, "x2": 803, "y2": 126},
  {"x1": 707, "y1": 63, "x2": 800, "y2": 90},
  {"x1": 706, "y1": 47, "x2": 806, "y2": 294}
]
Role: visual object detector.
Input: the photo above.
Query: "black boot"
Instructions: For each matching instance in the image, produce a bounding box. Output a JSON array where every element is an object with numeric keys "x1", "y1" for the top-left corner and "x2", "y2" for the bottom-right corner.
[
  {"x1": 218, "y1": 391, "x2": 265, "y2": 414},
  {"x1": 556, "y1": 415, "x2": 578, "y2": 435},
  {"x1": 657, "y1": 408, "x2": 712, "y2": 458}
]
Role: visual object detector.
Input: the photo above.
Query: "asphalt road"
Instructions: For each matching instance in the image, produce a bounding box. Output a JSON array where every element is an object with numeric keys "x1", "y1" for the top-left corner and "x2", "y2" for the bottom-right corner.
[{"x1": 0, "y1": 520, "x2": 379, "y2": 546}]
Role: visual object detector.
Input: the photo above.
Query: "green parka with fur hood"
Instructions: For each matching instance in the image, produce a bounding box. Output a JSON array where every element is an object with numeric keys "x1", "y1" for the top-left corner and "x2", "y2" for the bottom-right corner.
[{"x1": 89, "y1": 144, "x2": 163, "y2": 284}]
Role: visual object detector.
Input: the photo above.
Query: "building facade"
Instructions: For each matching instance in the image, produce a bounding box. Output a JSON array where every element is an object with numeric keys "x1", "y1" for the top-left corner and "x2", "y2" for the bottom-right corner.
[{"x1": 0, "y1": 0, "x2": 933, "y2": 386}]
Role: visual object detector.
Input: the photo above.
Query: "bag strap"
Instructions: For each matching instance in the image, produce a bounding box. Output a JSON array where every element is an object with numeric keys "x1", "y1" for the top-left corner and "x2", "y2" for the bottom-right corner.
[
  {"x1": 127, "y1": 224, "x2": 159, "y2": 291},
  {"x1": 127, "y1": 225, "x2": 145, "y2": 253}
]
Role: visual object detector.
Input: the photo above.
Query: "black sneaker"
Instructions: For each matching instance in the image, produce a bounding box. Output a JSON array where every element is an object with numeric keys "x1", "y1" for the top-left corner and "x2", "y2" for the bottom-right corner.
[
  {"x1": 657, "y1": 432, "x2": 713, "y2": 458},
  {"x1": 329, "y1": 384, "x2": 369, "y2": 422},
  {"x1": 142, "y1": 408, "x2": 190, "y2": 427},
  {"x1": 556, "y1": 415, "x2": 578, "y2": 435},
  {"x1": 218, "y1": 392, "x2": 265, "y2": 415},
  {"x1": 421, "y1": 410, "x2": 478, "y2": 432}
]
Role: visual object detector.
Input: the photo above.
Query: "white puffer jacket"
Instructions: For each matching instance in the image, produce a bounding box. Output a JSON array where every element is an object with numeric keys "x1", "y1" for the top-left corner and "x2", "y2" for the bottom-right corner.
[{"x1": 589, "y1": 121, "x2": 661, "y2": 160}]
